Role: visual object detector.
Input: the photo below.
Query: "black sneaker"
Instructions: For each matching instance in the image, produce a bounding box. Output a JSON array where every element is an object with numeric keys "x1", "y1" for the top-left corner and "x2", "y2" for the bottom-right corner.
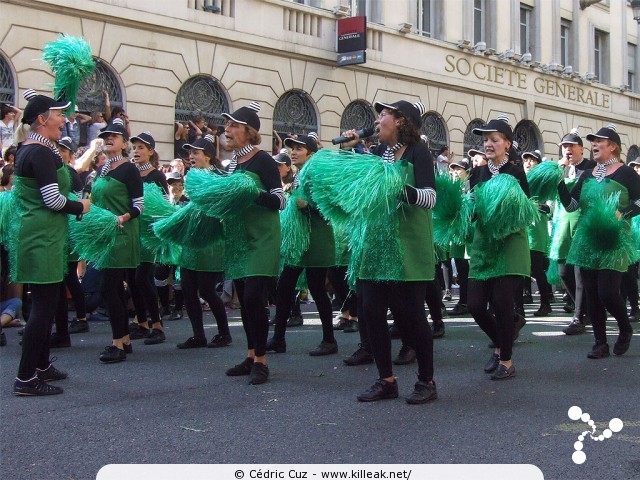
[
  {"x1": 333, "y1": 316, "x2": 349, "y2": 330},
  {"x1": 207, "y1": 334, "x2": 232, "y2": 348},
  {"x1": 226, "y1": 357, "x2": 254, "y2": 376},
  {"x1": 36, "y1": 363, "x2": 68, "y2": 382},
  {"x1": 393, "y1": 345, "x2": 416, "y2": 365},
  {"x1": 343, "y1": 319, "x2": 359, "y2": 333},
  {"x1": 357, "y1": 379, "x2": 399, "y2": 402},
  {"x1": 432, "y1": 321, "x2": 445, "y2": 339},
  {"x1": 406, "y1": 380, "x2": 437, "y2": 404},
  {"x1": 309, "y1": 340, "x2": 338, "y2": 356},
  {"x1": 68, "y1": 319, "x2": 89, "y2": 334},
  {"x1": 248, "y1": 362, "x2": 270, "y2": 385},
  {"x1": 0, "y1": 331, "x2": 6, "y2": 347},
  {"x1": 168, "y1": 309, "x2": 183, "y2": 321},
  {"x1": 533, "y1": 303, "x2": 552, "y2": 316},
  {"x1": 587, "y1": 343, "x2": 610, "y2": 359},
  {"x1": 286, "y1": 315, "x2": 304, "y2": 327},
  {"x1": 343, "y1": 345, "x2": 374, "y2": 366},
  {"x1": 484, "y1": 353, "x2": 500, "y2": 373},
  {"x1": 13, "y1": 376, "x2": 63, "y2": 396},
  {"x1": 563, "y1": 318, "x2": 586, "y2": 335},
  {"x1": 49, "y1": 332, "x2": 71, "y2": 348},
  {"x1": 99, "y1": 345, "x2": 126, "y2": 363},
  {"x1": 176, "y1": 336, "x2": 207, "y2": 349},
  {"x1": 265, "y1": 337, "x2": 287, "y2": 353},
  {"x1": 490, "y1": 364, "x2": 516, "y2": 380},
  {"x1": 144, "y1": 329, "x2": 166, "y2": 345},
  {"x1": 613, "y1": 331, "x2": 633, "y2": 356},
  {"x1": 129, "y1": 324, "x2": 150, "y2": 340}
]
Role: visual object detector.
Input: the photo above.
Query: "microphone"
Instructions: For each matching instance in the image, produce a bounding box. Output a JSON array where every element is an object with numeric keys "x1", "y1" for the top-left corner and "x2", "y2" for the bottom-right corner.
[{"x1": 332, "y1": 127, "x2": 375, "y2": 145}]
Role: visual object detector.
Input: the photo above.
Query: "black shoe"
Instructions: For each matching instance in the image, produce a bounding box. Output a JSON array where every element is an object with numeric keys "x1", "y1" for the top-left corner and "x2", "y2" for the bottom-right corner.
[
  {"x1": 123, "y1": 343, "x2": 133, "y2": 354},
  {"x1": 522, "y1": 293, "x2": 533, "y2": 304},
  {"x1": 248, "y1": 362, "x2": 269, "y2": 385},
  {"x1": 36, "y1": 363, "x2": 68, "y2": 382},
  {"x1": 309, "y1": 340, "x2": 338, "y2": 356},
  {"x1": 68, "y1": 319, "x2": 89, "y2": 334},
  {"x1": 563, "y1": 318, "x2": 586, "y2": 335},
  {"x1": 99, "y1": 345, "x2": 126, "y2": 363},
  {"x1": 357, "y1": 379, "x2": 399, "y2": 402},
  {"x1": 388, "y1": 323, "x2": 401, "y2": 339},
  {"x1": 176, "y1": 336, "x2": 207, "y2": 349},
  {"x1": 629, "y1": 307, "x2": 639, "y2": 323},
  {"x1": 208, "y1": 334, "x2": 232, "y2": 348},
  {"x1": 406, "y1": 380, "x2": 437, "y2": 404},
  {"x1": 484, "y1": 353, "x2": 500, "y2": 373},
  {"x1": 432, "y1": 321, "x2": 445, "y2": 339},
  {"x1": 343, "y1": 319, "x2": 359, "y2": 333},
  {"x1": 49, "y1": 332, "x2": 71, "y2": 348},
  {"x1": 13, "y1": 376, "x2": 63, "y2": 396},
  {"x1": 587, "y1": 343, "x2": 610, "y2": 359},
  {"x1": 168, "y1": 309, "x2": 183, "y2": 321},
  {"x1": 265, "y1": 337, "x2": 286, "y2": 353},
  {"x1": 286, "y1": 315, "x2": 304, "y2": 327},
  {"x1": 450, "y1": 303, "x2": 468, "y2": 315},
  {"x1": 490, "y1": 363, "x2": 516, "y2": 380},
  {"x1": 333, "y1": 316, "x2": 349, "y2": 330},
  {"x1": 393, "y1": 345, "x2": 416, "y2": 365},
  {"x1": 0, "y1": 332, "x2": 6, "y2": 347},
  {"x1": 533, "y1": 303, "x2": 552, "y2": 316},
  {"x1": 563, "y1": 302, "x2": 575, "y2": 313},
  {"x1": 129, "y1": 324, "x2": 150, "y2": 340},
  {"x1": 513, "y1": 314, "x2": 526, "y2": 341},
  {"x1": 226, "y1": 357, "x2": 254, "y2": 376},
  {"x1": 144, "y1": 329, "x2": 166, "y2": 345},
  {"x1": 343, "y1": 345, "x2": 374, "y2": 366},
  {"x1": 613, "y1": 331, "x2": 633, "y2": 356}
]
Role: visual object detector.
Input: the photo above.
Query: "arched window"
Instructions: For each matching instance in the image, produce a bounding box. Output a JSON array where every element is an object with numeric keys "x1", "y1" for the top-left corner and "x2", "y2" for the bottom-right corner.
[
  {"x1": 175, "y1": 75, "x2": 229, "y2": 127},
  {"x1": 77, "y1": 59, "x2": 124, "y2": 113},
  {"x1": 340, "y1": 100, "x2": 376, "y2": 133},
  {"x1": 0, "y1": 52, "x2": 15, "y2": 104},
  {"x1": 273, "y1": 90, "x2": 318, "y2": 136},
  {"x1": 421, "y1": 111, "x2": 448, "y2": 158},
  {"x1": 464, "y1": 119, "x2": 485, "y2": 155},
  {"x1": 514, "y1": 119, "x2": 542, "y2": 155},
  {"x1": 627, "y1": 145, "x2": 640, "y2": 164}
]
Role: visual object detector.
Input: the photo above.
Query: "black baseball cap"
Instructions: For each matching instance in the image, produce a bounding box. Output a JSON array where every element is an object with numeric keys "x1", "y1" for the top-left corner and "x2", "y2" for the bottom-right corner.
[
  {"x1": 21, "y1": 88, "x2": 71, "y2": 125},
  {"x1": 472, "y1": 114, "x2": 514, "y2": 142},
  {"x1": 449, "y1": 158, "x2": 470, "y2": 171},
  {"x1": 273, "y1": 151, "x2": 292, "y2": 166},
  {"x1": 222, "y1": 102, "x2": 261, "y2": 131},
  {"x1": 166, "y1": 171, "x2": 184, "y2": 184},
  {"x1": 57, "y1": 136, "x2": 76, "y2": 153},
  {"x1": 183, "y1": 133, "x2": 216, "y2": 157},
  {"x1": 374, "y1": 100, "x2": 426, "y2": 130},
  {"x1": 628, "y1": 158, "x2": 640, "y2": 167},
  {"x1": 467, "y1": 147, "x2": 486, "y2": 158},
  {"x1": 586, "y1": 124, "x2": 621, "y2": 148},
  {"x1": 130, "y1": 131, "x2": 155, "y2": 149},
  {"x1": 99, "y1": 118, "x2": 129, "y2": 141},
  {"x1": 559, "y1": 128, "x2": 583, "y2": 147},
  {"x1": 522, "y1": 150, "x2": 542, "y2": 163},
  {"x1": 284, "y1": 135, "x2": 318, "y2": 153}
]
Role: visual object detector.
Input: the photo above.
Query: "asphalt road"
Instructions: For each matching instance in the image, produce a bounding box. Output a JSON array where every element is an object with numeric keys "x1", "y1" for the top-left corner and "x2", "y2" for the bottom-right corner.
[{"x1": 1, "y1": 295, "x2": 639, "y2": 480}]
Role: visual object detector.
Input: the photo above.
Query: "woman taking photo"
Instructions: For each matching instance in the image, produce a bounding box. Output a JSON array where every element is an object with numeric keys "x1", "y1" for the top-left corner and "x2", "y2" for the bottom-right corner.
[
  {"x1": 94, "y1": 118, "x2": 143, "y2": 363},
  {"x1": 11, "y1": 89, "x2": 90, "y2": 395},
  {"x1": 558, "y1": 124, "x2": 638, "y2": 358}
]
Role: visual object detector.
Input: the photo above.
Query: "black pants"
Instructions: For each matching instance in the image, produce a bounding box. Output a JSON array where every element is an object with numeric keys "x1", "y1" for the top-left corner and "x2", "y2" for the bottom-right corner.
[
  {"x1": 234, "y1": 276, "x2": 270, "y2": 357},
  {"x1": 273, "y1": 266, "x2": 335, "y2": 343},
  {"x1": 425, "y1": 280, "x2": 443, "y2": 323},
  {"x1": 360, "y1": 280, "x2": 434, "y2": 382},
  {"x1": 581, "y1": 268, "x2": 632, "y2": 345},
  {"x1": 327, "y1": 266, "x2": 357, "y2": 315},
  {"x1": 531, "y1": 251, "x2": 553, "y2": 304},
  {"x1": 453, "y1": 258, "x2": 469, "y2": 305},
  {"x1": 181, "y1": 268, "x2": 229, "y2": 341},
  {"x1": 54, "y1": 261, "x2": 87, "y2": 336},
  {"x1": 559, "y1": 261, "x2": 587, "y2": 318},
  {"x1": 128, "y1": 262, "x2": 160, "y2": 325},
  {"x1": 18, "y1": 283, "x2": 61, "y2": 380},
  {"x1": 621, "y1": 262, "x2": 639, "y2": 308},
  {"x1": 468, "y1": 276, "x2": 522, "y2": 362},
  {"x1": 101, "y1": 268, "x2": 129, "y2": 339}
]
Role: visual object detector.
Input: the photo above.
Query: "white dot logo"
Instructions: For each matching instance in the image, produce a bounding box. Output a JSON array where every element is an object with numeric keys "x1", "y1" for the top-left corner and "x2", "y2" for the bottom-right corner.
[{"x1": 568, "y1": 406, "x2": 624, "y2": 464}]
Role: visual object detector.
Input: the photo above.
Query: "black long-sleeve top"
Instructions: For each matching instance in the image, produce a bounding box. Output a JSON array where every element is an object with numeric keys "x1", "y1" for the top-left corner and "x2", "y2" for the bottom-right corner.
[
  {"x1": 15, "y1": 143, "x2": 83, "y2": 216},
  {"x1": 142, "y1": 168, "x2": 169, "y2": 196},
  {"x1": 97, "y1": 161, "x2": 144, "y2": 219},
  {"x1": 558, "y1": 164, "x2": 640, "y2": 218},
  {"x1": 564, "y1": 158, "x2": 596, "y2": 179},
  {"x1": 469, "y1": 162, "x2": 530, "y2": 197},
  {"x1": 228, "y1": 150, "x2": 285, "y2": 210}
]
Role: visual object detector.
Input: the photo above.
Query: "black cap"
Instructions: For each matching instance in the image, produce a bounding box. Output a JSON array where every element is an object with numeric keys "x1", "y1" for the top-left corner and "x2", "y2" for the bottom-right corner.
[
  {"x1": 374, "y1": 100, "x2": 426, "y2": 130},
  {"x1": 166, "y1": 171, "x2": 184, "y2": 184},
  {"x1": 559, "y1": 128, "x2": 583, "y2": 147},
  {"x1": 522, "y1": 150, "x2": 542, "y2": 163},
  {"x1": 628, "y1": 158, "x2": 640, "y2": 167},
  {"x1": 284, "y1": 135, "x2": 318, "y2": 153},
  {"x1": 57, "y1": 136, "x2": 76, "y2": 153},
  {"x1": 222, "y1": 101, "x2": 261, "y2": 131},
  {"x1": 183, "y1": 133, "x2": 216, "y2": 158},
  {"x1": 472, "y1": 114, "x2": 514, "y2": 142},
  {"x1": 273, "y1": 151, "x2": 291, "y2": 166},
  {"x1": 21, "y1": 89, "x2": 71, "y2": 125},
  {"x1": 449, "y1": 158, "x2": 470, "y2": 171},
  {"x1": 467, "y1": 147, "x2": 486, "y2": 158},
  {"x1": 130, "y1": 131, "x2": 155, "y2": 149},
  {"x1": 586, "y1": 124, "x2": 621, "y2": 148},
  {"x1": 99, "y1": 118, "x2": 129, "y2": 141}
]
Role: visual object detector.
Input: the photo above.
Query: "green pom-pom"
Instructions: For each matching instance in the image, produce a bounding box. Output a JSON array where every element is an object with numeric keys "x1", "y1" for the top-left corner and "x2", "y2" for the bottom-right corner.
[
  {"x1": 279, "y1": 193, "x2": 311, "y2": 266},
  {"x1": 546, "y1": 258, "x2": 562, "y2": 285},
  {"x1": 139, "y1": 184, "x2": 180, "y2": 263},
  {"x1": 42, "y1": 35, "x2": 95, "y2": 112},
  {"x1": 526, "y1": 160, "x2": 564, "y2": 203},
  {"x1": 475, "y1": 174, "x2": 538, "y2": 240},
  {"x1": 0, "y1": 190, "x2": 14, "y2": 244},
  {"x1": 432, "y1": 175, "x2": 473, "y2": 246},
  {"x1": 184, "y1": 169, "x2": 260, "y2": 217},
  {"x1": 153, "y1": 202, "x2": 223, "y2": 250},
  {"x1": 69, "y1": 204, "x2": 119, "y2": 268},
  {"x1": 632, "y1": 215, "x2": 640, "y2": 248}
]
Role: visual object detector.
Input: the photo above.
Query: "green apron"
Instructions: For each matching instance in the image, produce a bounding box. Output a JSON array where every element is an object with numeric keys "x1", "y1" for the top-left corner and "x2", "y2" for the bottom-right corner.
[
  {"x1": 528, "y1": 210, "x2": 550, "y2": 254},
  {"x1": 11, "y1": 165, "x2": 71, "y2": 283},
  {"x1": 549, "y1": 178, "x2": 580, "y2": 261},
  {"x1": 293, "y1": 208, "x2": 335, "y2": 268},
  {"x1": 449, "y1": 243, "x2": 466, "y2": 259},
  {"x1": 91, "y1": 175, "x2": 140, "y2": 269},
  {"x1": 224, "y1": 171, "x2": 280, "y2": 279},
  {"x1": 358, "y1": 160, "x2": 435, "y2": 282}
]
